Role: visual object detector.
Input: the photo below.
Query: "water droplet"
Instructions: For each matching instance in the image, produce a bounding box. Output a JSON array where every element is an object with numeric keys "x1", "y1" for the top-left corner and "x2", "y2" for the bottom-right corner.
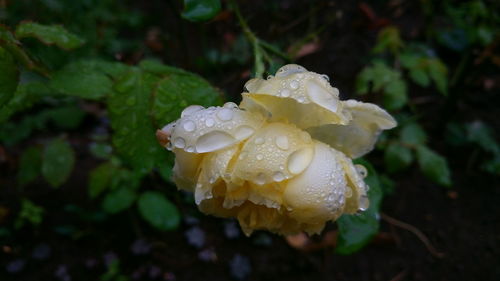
[
  {"x1": 256, "y1": 154, "x2": 264, "y2": 160},
  {"x1": 255, "y1": 173, "x2": 266, "y2": 185},
  {"x1": 287, "y1": 147, "x2": 314, "y2": 175},
  {"x1": 359, "y1": 195, "x2": 369, "y2": 211},
  {"x1": 289, "y1": 80, "x2": 300, "y2": 89},
  {"x1": 275, "y1": 64, "x2": 307, "y2": 77},
  {"x1": 181, "y1": 105, "x2": 204, "y2": 117},
  {"x1": 161, "y1": 122, "x2": 176, "y2": 134},
  {"x1": 205, "y1": 118, "x2": 215, "y2": 127},
  {"x1": 254, "y1": 137, "x2": 265, "y2": 145},
  {"x1": 238, "y1": 151, "x2": 248, "y2": 160},
  {"x1": 183, "y1": 120, "x2": 196, "y2": 132},
  {"x1": 266, "y1": 75, "x2": 273, "y2": 80},
  {"x1": 195, "y1": 131, "x2": 236, "y2": 153},
  {"x1": 209, "y1": 177, "x2": 216, "y2": 184},
  {"x1": 345, "y1": 188, "x2": 352, "y2": 198},
  {"x1": 174, "y1": 137, "x2": 186, "y2": 148},
  {"x1": 234, "y1": 126, "x2": 255, "y2": 140},
  {"x1": 186, "y1": 146, "x2": 195, "y2": 153},
  {"x1": 223, "y1": 102, "x2": 238, "y2": 109},
  {"x1": 275, "y1": 135, "x2": 289, "y2": 150},
  {"x1": 321, "y1": 74, "x2": 330, "y2": 82},
  {"x1": 280, "y1": 89, "x2": 291, "y2": 97},
  {"x1": 216, "y1": 108, "x2": 234, "y2": 121},
  {"x1": 297, "y1": 97, "x2": 305, "y2": 103},
  {"x1": 355, "y1": 164, "x2": 368, "y2": 178},
  {"x1": 279, "y1": 165, "x2": 284, "y2": 170},
  {"x1": 300, "y1": 132, "x2": 311, "y2": 143},
  {"x1": 272, "y1": 172, "x2": 285, "y2": 182}
]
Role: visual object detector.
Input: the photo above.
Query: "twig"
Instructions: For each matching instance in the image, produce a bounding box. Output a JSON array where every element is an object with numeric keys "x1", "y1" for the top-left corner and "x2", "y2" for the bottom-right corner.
[{"x1": 381, "y1": 212, "x2": 445, "y2": 258}]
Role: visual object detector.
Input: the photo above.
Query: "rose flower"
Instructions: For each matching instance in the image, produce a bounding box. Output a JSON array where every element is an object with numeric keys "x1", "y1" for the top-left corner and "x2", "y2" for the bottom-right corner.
[{"x1": 157, "y1": 65, "x2": 396, "y2": 235}]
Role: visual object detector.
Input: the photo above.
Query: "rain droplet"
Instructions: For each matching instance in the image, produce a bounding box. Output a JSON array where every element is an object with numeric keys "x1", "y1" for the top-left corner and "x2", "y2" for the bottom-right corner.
[
  {"x1": 196, "y1": 131, "x2": 236, "y2": 153},
  {"x1": 256, "y1": 154, "x2": 264, "y2": 161},
  {"x1": 272, "y1": 172, "x2": 285, "y2": 182},
  {"x1": 275, "y1": 135, "x2": 289, "y2": 150},
  {"x1": 183, "y1": 120, "x2": 196, "y2": 132},
  {"x1": 223, "y1": 102, "x2": 238, "y2": 109},
  {"x1": 359, "y1": 195, "x2": 369, "y2": 211},
  {"x1": 254, "y1": 137, "x2": 265, "y2": 145},
  {"x1": 234, "y1": 126, "x2": 255, "y2": 140},
  {"x1": 300, "y1": 132, "x2": 311, "y2": 143},
  {"x1": 174, "y1": 137, "x2": 186, "y2": 148},
  {"x1": 266, "y1": 75, "x2": 273, "y2": 80},
  {"x1": 345, "y1": 188, "x2": 352, "y2": 198},
  {"x1": 216, "y1": 108, "x2": 234, "y2": 121},
  {"x1": 289, "y1": 80, "x2": 300, "y2": 89},
  {"x1": 205, "y1": 118, "x2": 215, "y2": 127},
  {"x1": 275, "y1": 64, "x2": 307, "y2": 77},
  {"x1": 280, "y1": 89, "x2": 291, "y2": 97},
  {"x1": 255, "y1": 173, "x2": 266, "y2": 185},
  {"x1": 238, "y1": 151, "x2": 248, "y2": 160},
  {"x1": 355, "y1": 164, "x2": 368, "y2": 178},
  {"x1": 181, "y1": 105, "x2": 204, "y2": 117},
  {"x1": 321, "y1": 74, "x2": 330, "y2": 82},
  {"x1": 186, "y1": 146, "x2": 195, "y2": 153},
  {"x1": 297, "y1": 97, "x2": 305, "y2": 103},
  {"x1": 287, "y1": 147, "x2": 314, "y2": 175}
]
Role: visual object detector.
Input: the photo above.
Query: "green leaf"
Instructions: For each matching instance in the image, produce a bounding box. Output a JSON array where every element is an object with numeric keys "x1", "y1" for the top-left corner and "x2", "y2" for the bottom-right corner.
[
  {"x1": 101, "y1": 188, "x2": 137, "y2": 214},
  {"x1": 108, "y1": 69, "x2": 162, "y2": 174},
  {"x1": 336, "y1": 159, "x2": 383, "y2": 255},
  {"x1": 50, "y1": 60, "x2": 127, "y2": 100},
  {"x1": 400, "y1": 122, "x2": 427, "y2": 145},
  {"x1": 137, "y1": 191, "x2": 180, "y2": 231},
  {"x1": 383, "y1": 79, "x2": 407, "y2": 110},
  {"x1": 415, "y1": 145, "x2": 452, "y2": 187},
  {"x1": 15, "y1": 22, "x2": 85, "y2": 50},
  {"x1": 427, "y1": 59, "x2": 448, "y2": 95},
  {"x1": 384, "y1": 142, "x2": 413, "y2": 172},
  {"x1": 0, "y1": 81, "x2": 49, "y2": 123},
  {"x1": 17, "y1": 146, "x2": 42, "y2": 186},
  {"x1": 373, "y1": 26, "x2": 404, "y2": 55},
  {"x1": 47, "y1": 105, "x2": 86, "y2": 129},
  {"x1": 181, "y1": 0, "x2": 221, "y2": 22},
  {"x1": 152, "y1": 71, "x2": 222, "y2": 125},
  {"x1": 409, "y1": 68, "x2": 430, "y2": 87},
  {"x1": 355, "y1": 67, "x2": 373, "y2": 95},
  {"x1": 466, "y1": 121, "x2": 499, "y2": 155},
  {"x1": 88, "y1": 162, "x2": 117, "y2": 199},
  {"x1": 41, "y1": 138, "x2": 75, "y2": 188},
  {"x1": 0, "y1": 47, "x2": 19, "y2": 108}
]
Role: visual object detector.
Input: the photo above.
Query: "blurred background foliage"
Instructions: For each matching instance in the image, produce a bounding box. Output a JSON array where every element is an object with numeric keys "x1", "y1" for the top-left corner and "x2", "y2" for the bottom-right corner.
[{"x1": 0, "y1": 0, "x2": 499, "y2": 280}]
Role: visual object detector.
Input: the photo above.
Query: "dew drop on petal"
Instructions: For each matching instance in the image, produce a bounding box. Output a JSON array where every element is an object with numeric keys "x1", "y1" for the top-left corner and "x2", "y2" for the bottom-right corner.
[
  {"x1": 289, "y1": 80, "x2": 300, "y2": 89},
  {"x1": 287, "y1": 147, "x2": 314, "y2": 175},
  {"x1": 183, "y1": 120, "x2": 196, "y2": 132},
  {"x1": 359, "y1": 195, "x2": 369, "y2": 211},
  {"x1": 195, "y1": 131, "x2": 236, "y2": 153},
  {"x1": 276, "y1": 64, "x2": 307, "y2": 77},
  {"x1": 234, "y1": 126, "x2": 255, "y2": 140},
  {"x1": 256, "y1": 154, "x2": 264, "y2": 161},
  {"x1": 205, "y1": 118, "x2": 215, "y2": 127},
  {"x1": 321, "y1": 74, "x2": 330, "y2": 82},
  {"x1": 181, "y1": 105, "x2": 204, "y2": 117},
  {"x1": 255, "y1": 173, "x2": 266, "y2": 185},
  {"x1": 272, "y1": 171, "x2": 285, "y2": 182},
  {"x1": 345, "y1": 187, "x2": 352, "y2": 198},
  {"x1": 223, "y1": 102, "x2": 238, "y2": 109},
  {"x1": 216, "y1": 108, "x2": 234, "y2": 121},
  {"x1": 280, "y1": 89, "x2": 291, "y2": 97},
  {"x1": 174, "y1": 137, "x2": 186, "y2": 148},
  {"x1": 254, "y1": 137, "x2": 265, "y2": 145},
  {"x1": 186, "y1": 146, "x2": 195, "y2": 153},
  {"x1": 275, "y1": 135, "x2": 289, "y2": 150},
  {"x1": 238, "y1": 151, "x2": 248, "y2": 160},
  {"x1": 355, "y1": 164, "x2": 368, "y2": 178}
]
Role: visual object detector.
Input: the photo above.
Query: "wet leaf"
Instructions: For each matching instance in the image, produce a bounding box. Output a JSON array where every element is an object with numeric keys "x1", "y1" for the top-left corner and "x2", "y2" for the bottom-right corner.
[
  {"x1": 416, "y1": 145, "x2": 452, "y2": 187},
  {"x1": 181, "y1": 0, "x2": 221, "y2": 22},
  {"x1": 400, "y1": 122, "x2": 427, "y2": 145},
  {"x1": 336, "y1": 159, "x2": 383, "y2": 255},
  {"x1": 384, "y1": 142, "x2": 413, "y2": 172},
  {"x1": 88, "y1": 162, "x2": 117, "y2": 199},
  {"x1": 18, "y1": 146, "x2": 42, "y2": 186},
  {"x1": 41, "y1": 138, "x2": 75, "y2": 188},
  {"x1": 137, "y1": 191, "x2": 180, "y2": 231},
  {"x1": 15, "y1": 22, "x2": 84, "y2": 50},
  {"x1": 102, "y1": 188, "x2": 137, "y2": 214},
  {"x1": 0, "y1": 47, "x2": 19, "y2": 108}
]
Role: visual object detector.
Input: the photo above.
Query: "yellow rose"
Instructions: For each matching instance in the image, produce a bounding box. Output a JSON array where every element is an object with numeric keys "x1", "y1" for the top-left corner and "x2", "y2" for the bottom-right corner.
[{"x1": 157, "y1": 64, "x2": 396, "y2": 235}]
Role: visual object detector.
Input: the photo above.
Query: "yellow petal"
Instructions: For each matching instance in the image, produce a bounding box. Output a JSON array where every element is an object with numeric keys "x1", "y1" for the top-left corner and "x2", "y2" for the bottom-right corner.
[
  {"x1": 166, "y1": 102, "x2": 264, "y2": 154},
  {"x1": 306, "y1": 99, "x2": 397, "y2": 158},
  {"x1": 240, "y1": 64, "x2": 351, "y2": 129},
  {"x1": 232, "y1": 122, "x2": 315, "y2": 186},
  {"x1": 338, "y1": 154, "x2": 370, "y2": 214},
  {"x1": 283, "y1": 141, "x2": 348, "y2": 224},
  {"x1": 171, "y1": 148, "x2": 204, "y2": 192}
]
